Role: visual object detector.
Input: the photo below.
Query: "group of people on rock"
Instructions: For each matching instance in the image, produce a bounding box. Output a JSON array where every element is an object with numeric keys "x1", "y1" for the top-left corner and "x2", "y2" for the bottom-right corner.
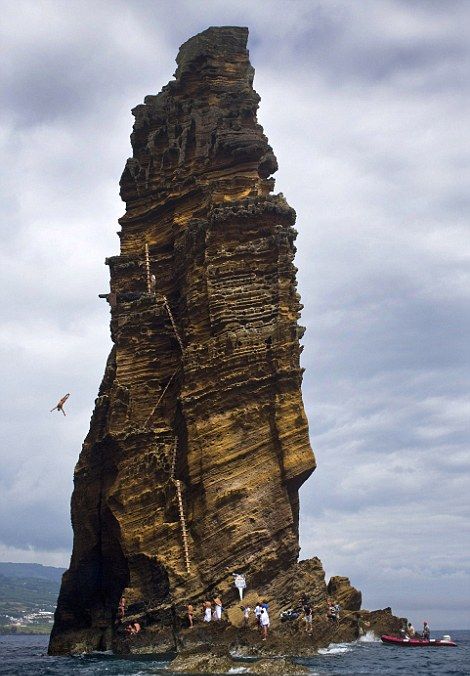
[
  {"x1": 117, "y1": 583, "x2": 343, "y2": 643},
  {"x1": 300, "y1": 594, "x2": 341, "y2": 630},
  {"x1": 116, "y1": 596, "x2": 141, "y2": 637},
  {"x1": 185, "y1": 596, "x2": 224, "y2": 626},
  {"x1": 326, "y1": 598, "x2": 341, "y2": 623},
  {"x1": 401, "y1": 621, "x2": 430, "y2": 640},
  {"x1": 241, "y1": 601, "x2": 271, "y2": 640},
  {"x1": 185, "y1": 597, "x2": 271, "y2": 640}
]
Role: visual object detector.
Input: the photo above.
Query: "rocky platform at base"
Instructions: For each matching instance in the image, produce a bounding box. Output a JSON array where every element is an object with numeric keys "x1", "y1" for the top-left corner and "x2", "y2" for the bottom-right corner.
[{"x1": 120, "y1": 606, "x2": 403, "y2": 672}]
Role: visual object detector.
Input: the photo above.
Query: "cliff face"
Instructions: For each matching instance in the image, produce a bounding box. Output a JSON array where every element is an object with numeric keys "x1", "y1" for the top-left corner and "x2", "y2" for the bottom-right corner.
[{"x1": 49, "y1": 26, "x2": 317, "y2": 654}]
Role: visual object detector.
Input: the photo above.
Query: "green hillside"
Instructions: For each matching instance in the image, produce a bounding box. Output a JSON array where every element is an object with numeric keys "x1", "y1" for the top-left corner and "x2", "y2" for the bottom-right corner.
[
  {"x1": 0, "y1": 563, "x2": 65, "y2": 634},
  {"x1": 0, "y1": 562, "x2": 64, "y2": 582}
]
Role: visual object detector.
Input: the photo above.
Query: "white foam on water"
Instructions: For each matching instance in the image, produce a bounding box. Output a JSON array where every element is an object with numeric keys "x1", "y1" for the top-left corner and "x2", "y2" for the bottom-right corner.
[
  {"x1": 229, "y1": 651, "x2": 258, "y2": 661},
  {"x1": 228, "y1": 668, "x2": 250, "y2": 674},
  {"x1": 358, "y1": 630, "x2": 380, "y2": 643},
  {"x1": 318, "y1": 642, "x2": 351, "y2": 655}
]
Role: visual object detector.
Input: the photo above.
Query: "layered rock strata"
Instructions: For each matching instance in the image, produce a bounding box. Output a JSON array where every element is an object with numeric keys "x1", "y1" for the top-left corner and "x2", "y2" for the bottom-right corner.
[{"x1": 49, "y1": 27, "x2": 400, "y2": 657}]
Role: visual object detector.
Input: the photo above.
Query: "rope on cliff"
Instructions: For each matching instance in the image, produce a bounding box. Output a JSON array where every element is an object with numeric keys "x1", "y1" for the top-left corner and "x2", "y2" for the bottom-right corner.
[
  {"x1": 163, "y1": 296, "x2": 184, "y2": 352},
  {"x1": 174, "y1": 478, "x2": 191, "y2": 574},
  {"x1": 144, "y1": 365, "x2": 181, "y2": 428}
]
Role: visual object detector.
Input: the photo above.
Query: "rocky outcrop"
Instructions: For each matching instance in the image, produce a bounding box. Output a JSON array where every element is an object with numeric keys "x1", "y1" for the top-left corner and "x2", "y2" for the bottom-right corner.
[
  {"x1": 327, "y1": 576, "x2": 362, "y2": 611},
  {"x1": 49, "y1": 26, "x2": 402, "y2": 657}
]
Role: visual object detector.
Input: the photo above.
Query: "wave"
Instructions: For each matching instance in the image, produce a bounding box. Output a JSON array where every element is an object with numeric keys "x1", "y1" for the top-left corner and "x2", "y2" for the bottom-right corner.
[
  {"x1": 318, "y1": 642, "x2": 351, "y2": 655},
  {"x1": 358, "y1": 630, "x2": 380, "y2": 643}
]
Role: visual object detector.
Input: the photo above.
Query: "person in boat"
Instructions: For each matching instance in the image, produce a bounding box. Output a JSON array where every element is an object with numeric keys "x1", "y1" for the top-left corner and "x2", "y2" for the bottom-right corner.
[
  {"x1": 407, "y1": 622, "x2": 416, "y2": 637},
  {"x1": 422, "y1": 621, "x2": 430, "y2": 640}
]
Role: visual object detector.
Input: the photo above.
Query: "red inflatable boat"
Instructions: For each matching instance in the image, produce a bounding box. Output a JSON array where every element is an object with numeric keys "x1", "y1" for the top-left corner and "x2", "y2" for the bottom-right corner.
[{"x1": 381, "y1": 635, "x2": 457, "y2": 647}]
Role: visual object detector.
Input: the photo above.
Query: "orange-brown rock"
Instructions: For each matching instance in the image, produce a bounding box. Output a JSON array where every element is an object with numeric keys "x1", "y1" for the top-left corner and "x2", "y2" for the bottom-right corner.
[
  {"x1": 49, "y1": 26, "x2": 402, "y2": 657},
  {"x1": 327, "y1": 575, "x2": 362, "y2": 611},
  {"x1": 49, "y1": 26, "x2": 314, "y2": 655}
]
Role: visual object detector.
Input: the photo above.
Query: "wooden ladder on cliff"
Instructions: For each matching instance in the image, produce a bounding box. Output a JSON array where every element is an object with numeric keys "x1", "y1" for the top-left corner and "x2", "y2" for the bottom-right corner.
[
  {"x1": 144, "y1": 246, "x2": 191, "y2": 574},
  {"x1": 170, "y1": 438, "x2": 191, "y2": 574}
]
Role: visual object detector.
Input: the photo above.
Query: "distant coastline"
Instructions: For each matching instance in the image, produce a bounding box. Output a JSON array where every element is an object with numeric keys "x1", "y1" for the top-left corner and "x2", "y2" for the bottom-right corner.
[
  {"x1": 0, "y1": 624, "x2": 51, "y2": 635},
  {"x1": 0, "y1": 562, "x2": 64, "y2": 637}
]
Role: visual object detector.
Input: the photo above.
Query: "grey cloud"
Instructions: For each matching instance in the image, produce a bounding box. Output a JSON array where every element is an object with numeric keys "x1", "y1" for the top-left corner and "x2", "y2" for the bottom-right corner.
[{"x1": 1, "y1": 0, "x2": 469, "y2": 627}]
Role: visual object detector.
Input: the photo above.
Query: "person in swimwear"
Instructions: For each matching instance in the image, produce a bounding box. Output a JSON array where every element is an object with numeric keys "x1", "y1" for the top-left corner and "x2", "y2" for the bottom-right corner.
[
  {"x1": 50, "y1": 393, "x2": 70, "y2": 416},
  {"x1": 187, "y1": 603, "x2": 194, "y2": 628}
]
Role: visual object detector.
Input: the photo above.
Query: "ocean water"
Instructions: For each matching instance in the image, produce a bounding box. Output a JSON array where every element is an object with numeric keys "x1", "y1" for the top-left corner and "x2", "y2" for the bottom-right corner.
[{"x1": 0, "y1": 631, "x2": 468, "y2": 675}]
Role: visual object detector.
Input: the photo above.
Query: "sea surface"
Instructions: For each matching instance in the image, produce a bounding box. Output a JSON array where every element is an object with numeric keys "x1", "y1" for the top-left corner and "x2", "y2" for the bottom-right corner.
[{"x1": 0, "y1": 631, "x2": 468, "y2": 675}]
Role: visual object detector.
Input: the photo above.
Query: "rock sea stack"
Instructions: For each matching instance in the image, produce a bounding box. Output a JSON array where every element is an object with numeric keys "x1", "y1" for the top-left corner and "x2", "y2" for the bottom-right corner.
[{"x1": 49, "y1": 27, "x2": 402, "y2": 660}]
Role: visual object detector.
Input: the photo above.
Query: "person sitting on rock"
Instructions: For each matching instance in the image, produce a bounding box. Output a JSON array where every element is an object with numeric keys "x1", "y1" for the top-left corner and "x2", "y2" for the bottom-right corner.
[
  {"x1": 50, "y1": 393, "x2": 70, "y2": 416},
  {"x1": 203, "y1": 600, "x2": 212, "y2": 622},
  {"x1": 407, "y1": 622, "x2": 416, "y2": 638},
  {"x1": 213, "y1": 596, "x2": 222, "y2": 621},
  {"x1": 125, "y1": 621, "x2": 141, "y2": 635},
  {"x1": 260, "y1": 607, "x2": 270, "y2": 641},
  {"x1": 422, "y1": 621, "x2": 430, "y2": 640}
]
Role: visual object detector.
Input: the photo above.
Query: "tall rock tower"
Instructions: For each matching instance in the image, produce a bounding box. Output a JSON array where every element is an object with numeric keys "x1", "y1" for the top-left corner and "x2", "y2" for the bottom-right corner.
[{"x1": 49, "y1": 26, "x2": 316, "y2": 655}]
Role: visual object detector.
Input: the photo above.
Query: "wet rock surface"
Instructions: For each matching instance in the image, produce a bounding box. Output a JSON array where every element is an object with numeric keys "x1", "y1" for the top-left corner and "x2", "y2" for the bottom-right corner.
[{"x1": 49, "y1": 26, "x2": 402, "y2": 659}]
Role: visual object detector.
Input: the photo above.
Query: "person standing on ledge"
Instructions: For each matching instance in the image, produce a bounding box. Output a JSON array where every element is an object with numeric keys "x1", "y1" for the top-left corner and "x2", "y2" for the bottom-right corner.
[
  {"x1": 187, "y1": 604, "x2": 194, "y2": 628},
  {"x1": 241, "y1": 605, "x2": 251, "y2": 627},
  {"x1": 213, "y1": 596, "x2": 222, "y2": 621},
  {"x1": 260, "y1": 607, "x2": 270, "y2": 640},
  {"x1": 203, "y1": 600, "x2": 212, "y2": 622},
  {"x1": 118, "y1": 596, "x2": 126, "y2": 619},
  {"x1": 303, "y1": 602, "x2": 313, "y2": 635},
  {"x1": 254, "y1": 602, "x2": 262, "y2": 629}
]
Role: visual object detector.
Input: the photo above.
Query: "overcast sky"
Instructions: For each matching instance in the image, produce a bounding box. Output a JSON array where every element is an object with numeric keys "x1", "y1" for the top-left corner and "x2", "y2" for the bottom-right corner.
[{"x1": 1, "y1": 0, "x2": 469, "y2": 629}]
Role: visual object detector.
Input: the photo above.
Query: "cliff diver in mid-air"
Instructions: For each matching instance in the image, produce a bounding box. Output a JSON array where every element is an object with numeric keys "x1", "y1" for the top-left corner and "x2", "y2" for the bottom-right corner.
[{"x1": 50, "y1": 393, "x2": 70, "y2": 416}]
